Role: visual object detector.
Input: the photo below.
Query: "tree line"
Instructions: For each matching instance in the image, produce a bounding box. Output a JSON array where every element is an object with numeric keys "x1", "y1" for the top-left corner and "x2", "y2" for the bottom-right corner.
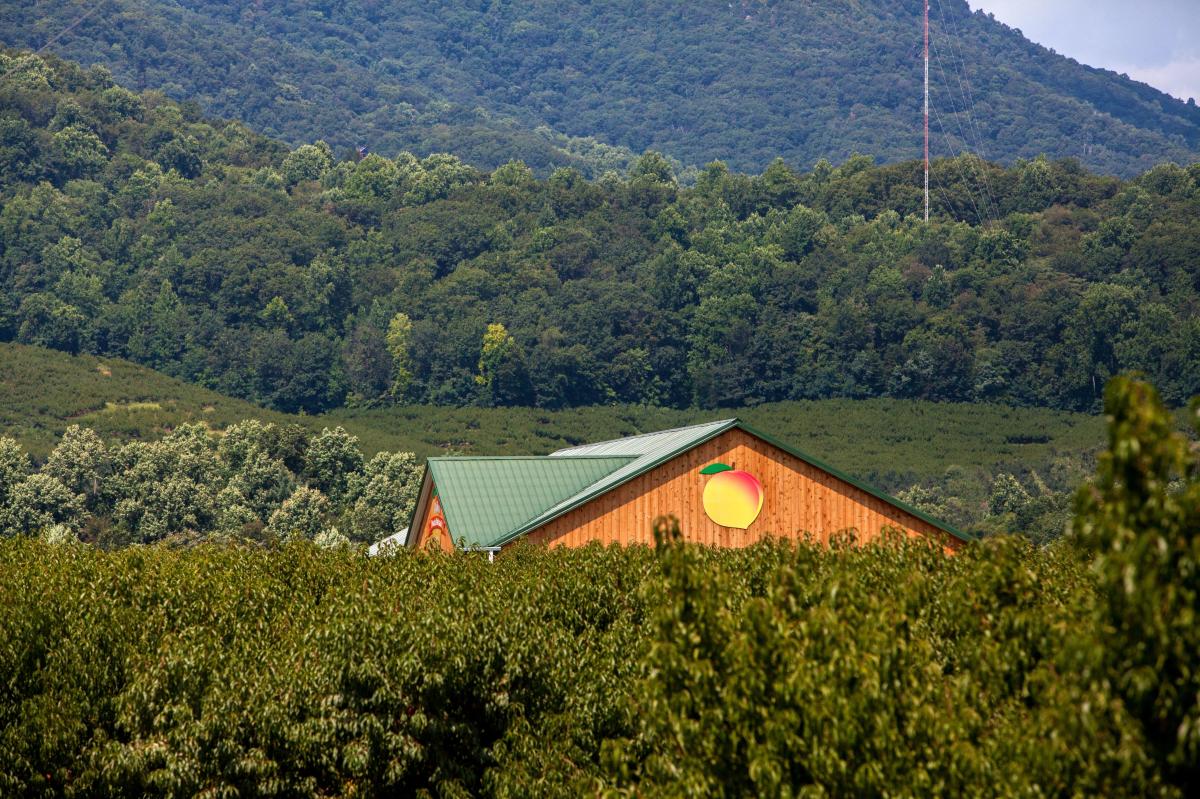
[
  {"x1": 3, "y1": 50, "x2": 1200, "y2": 415},
  {"x1": 0, "y1": 420, "x2": 421, "y2": 548}
]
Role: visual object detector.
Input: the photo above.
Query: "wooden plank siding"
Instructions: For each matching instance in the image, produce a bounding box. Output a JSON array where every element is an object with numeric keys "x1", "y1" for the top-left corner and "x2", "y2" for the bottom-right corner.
[{"x1": 524, "y1": 428, "x2": 962, "y2": 552}]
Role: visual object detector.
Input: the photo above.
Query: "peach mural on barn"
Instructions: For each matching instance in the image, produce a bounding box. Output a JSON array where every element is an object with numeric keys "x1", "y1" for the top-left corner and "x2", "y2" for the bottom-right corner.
[{"x1": 699, "y1": 462, "x2": 764, "y2": 529}]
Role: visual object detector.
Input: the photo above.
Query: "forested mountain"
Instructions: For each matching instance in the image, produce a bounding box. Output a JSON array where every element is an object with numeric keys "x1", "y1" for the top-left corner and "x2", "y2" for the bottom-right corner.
[
  {"x1": 2, "y1": 0, "x2": 1198, "y2": 176},
  {"x1": 2, "y1": 50, "x2": 1199, "y2": 417}
]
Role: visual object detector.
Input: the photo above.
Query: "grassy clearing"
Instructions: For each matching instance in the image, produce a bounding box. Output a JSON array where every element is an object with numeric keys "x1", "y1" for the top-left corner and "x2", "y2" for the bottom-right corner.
[
  {"x1": 2, "y1": 343, "x2": 1105, "y2": 490},
  {"x1": 0, "y1": 343, "x2": 298, "y2": 456}
]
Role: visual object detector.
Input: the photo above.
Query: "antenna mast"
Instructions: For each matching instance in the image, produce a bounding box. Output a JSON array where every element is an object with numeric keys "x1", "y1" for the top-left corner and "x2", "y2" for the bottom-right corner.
[{"x1": 923, "y1": 0, "x2": 930, "y2": 223}]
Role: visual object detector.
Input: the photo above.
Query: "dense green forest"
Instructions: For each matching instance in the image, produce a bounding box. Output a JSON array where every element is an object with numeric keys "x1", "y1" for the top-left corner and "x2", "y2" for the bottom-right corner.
[
  {"x1": 3, "y1": 51, "x2": 1198, "y2": 418},
  {"x1": 3, "y1": 0, "x2": 1198, "y2": 176},
  {"x1": 2, "y1": 378, "x2": 1198, "y2": 796}
]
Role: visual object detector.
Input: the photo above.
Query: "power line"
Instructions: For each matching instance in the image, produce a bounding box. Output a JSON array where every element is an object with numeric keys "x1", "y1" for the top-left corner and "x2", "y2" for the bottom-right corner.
[
  {"x1": 932, "y1": 0, "x2": 1000, "y2": 220},
  {"x1": 930, "y1": 41, "x2": 995, "y2": 223},
  {"x1": 35, "y1": 1, "x2": 107, "y2": 55},
  {"x1": 0, "y1": 1, "x2": 111, "y2": 92},
  {"x1": 931, "y1": 103, "x2": 987, "y2": 225}
]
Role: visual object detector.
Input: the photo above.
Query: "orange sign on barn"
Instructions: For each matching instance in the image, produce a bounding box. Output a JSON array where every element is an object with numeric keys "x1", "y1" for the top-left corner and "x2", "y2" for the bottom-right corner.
[{"x1": 424, "y1": 495, "x2": 451, "y2": 550}]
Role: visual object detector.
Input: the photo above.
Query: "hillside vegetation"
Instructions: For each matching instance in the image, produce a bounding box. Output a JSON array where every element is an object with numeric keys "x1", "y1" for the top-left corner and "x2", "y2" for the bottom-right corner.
[
  {"x1": 2, "y1": 378, "x2": 1198, "y2": 796},
  {"x1": 0, "y1": 343, "x2": 298, "y2": 458},
  {"x1": 1, "y1": 342, "x2": 1102, "y2": 471},
  {"x1": 3, "y1": 52, "x2": 1199, "y2": 421},
  {"x1": 1, "y1": 342, "x2": 1107, "y2": 536},
  {"x1": 3, "y1": 0, "x2": 1198, "y2": 176}
]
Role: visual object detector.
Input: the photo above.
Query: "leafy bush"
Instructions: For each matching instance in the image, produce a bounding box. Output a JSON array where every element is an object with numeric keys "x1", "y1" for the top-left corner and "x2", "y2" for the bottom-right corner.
[
  {"x1": 1, "y1": 377, "x2": 1197, "y2": 796},
  {"x1": 1073, "y1": 377, "x2": 1200, "y2": 787}
]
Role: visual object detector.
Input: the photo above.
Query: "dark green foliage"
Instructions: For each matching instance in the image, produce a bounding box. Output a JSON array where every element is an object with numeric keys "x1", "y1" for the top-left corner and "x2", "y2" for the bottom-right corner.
[
  {"x1": 2, "y1": 0, "x2": 1197, "y2": 176},
  {"x1": 0, "y1": 528, "x2": 1172, "y2": 795},
  {"x1": 0, "y1": 539, "x2": 654, "y2": 796},
  {"x1": 2, "y1": 52, "x2": 1199, "y2": 419},
  {"x1": 1073, "y1": 377, "x2": 1200, "y2": 788},
  {"x1": 1, "y1": 376, "x2": 1197, "y2": 795}
]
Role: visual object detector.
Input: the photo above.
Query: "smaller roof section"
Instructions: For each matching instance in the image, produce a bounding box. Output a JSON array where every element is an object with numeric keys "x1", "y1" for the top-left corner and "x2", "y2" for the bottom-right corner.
[
  {"x1": 428, "y1": 456, "x2": 636, "y2": 548},
  {"x1": 551, "y1": 418, "x2": 737, "y2": 460},
  {"x1": 368, "y1": 528, "x2": 408, "y2": 557},
  {"x1": 482, "y1": 419, "x2": 739, "y2": 544}
]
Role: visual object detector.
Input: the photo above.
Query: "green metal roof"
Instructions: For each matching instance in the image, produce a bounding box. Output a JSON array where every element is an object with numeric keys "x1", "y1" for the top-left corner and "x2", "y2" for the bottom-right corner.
[
  {"x1": 551, "y1": 419, "x2": 738, "y2": 459},
  {"x1": 427, "y1": 456, "x2": 635, "y2": 548},
  {"x1": 489, "y1": 419, "x2": 740, "y2": 545}
]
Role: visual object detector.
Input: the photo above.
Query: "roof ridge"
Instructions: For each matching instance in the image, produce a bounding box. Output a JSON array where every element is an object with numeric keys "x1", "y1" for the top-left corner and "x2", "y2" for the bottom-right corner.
[
  {"x1": 499, "y1": 419, "x2": 740, "y2": 544},
  {"x1": 428, "y1": 455, "x2": 637, "y2": 461},
  {"x1": 552, "y1": 417, "x2": 738, "y2": 453}
]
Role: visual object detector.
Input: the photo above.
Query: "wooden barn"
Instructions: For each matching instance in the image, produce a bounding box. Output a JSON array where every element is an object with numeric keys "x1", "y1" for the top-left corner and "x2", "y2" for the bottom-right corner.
[{"x1": 406, "y1": 420, "x2": 969, "y2": 554}]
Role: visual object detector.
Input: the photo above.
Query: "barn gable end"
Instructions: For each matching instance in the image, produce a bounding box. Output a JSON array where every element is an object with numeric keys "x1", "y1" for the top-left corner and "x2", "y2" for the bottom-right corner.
[
  {"x1": 406, "y1": 420, "x2": 968, "y2": 552},
  {"x1": 524, "y1": 426, "x2": 964, "y2": 552}
]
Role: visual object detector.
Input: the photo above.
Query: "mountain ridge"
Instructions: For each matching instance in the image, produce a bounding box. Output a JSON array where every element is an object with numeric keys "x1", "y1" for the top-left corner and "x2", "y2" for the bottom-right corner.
[{"x1": 2, "y1": 0, "x2": 1197, "y2": 177}]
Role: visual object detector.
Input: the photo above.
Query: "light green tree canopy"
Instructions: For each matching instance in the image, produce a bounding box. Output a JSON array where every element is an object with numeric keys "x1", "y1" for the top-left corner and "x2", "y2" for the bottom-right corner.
[
  {"x1": 386, "y1": 312, "x2": 414, "y2": 398},
  {"x1": 265, "y1": 485, "x2": 329, "y2": 542},
  {"x1": 303, "y1": 427, "x2": 363, "y2": 501}
]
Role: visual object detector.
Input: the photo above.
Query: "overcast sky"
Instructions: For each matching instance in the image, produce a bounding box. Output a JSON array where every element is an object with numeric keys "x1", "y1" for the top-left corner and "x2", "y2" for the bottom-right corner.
[{"x1": 968, "y1": 1, "x2": 1199, "y2": 102}]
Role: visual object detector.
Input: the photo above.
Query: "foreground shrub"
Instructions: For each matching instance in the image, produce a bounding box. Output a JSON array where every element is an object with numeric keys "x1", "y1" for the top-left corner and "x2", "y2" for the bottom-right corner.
[
  {"x1": 1073, "y1": 377, "x2": 1200, "y2": 791},
  {"x1": 0, "y1": 541, "x2": 655, "y2": 797},
  {"x1": 597, "y1": 526, "x2": 1162, "y2": 797},
  {"x1": 0, "y1": 534, "x2": 1167, "y2": 797},
  {"x1": 0, "y1": 377, "x2": 1196, "y2": 796}
]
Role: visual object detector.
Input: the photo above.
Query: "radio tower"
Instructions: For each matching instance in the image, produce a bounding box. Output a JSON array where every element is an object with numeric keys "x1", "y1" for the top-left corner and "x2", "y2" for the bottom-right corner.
[{"x1": 923, "y1": 0, "x2": 930, "y2": 223}]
